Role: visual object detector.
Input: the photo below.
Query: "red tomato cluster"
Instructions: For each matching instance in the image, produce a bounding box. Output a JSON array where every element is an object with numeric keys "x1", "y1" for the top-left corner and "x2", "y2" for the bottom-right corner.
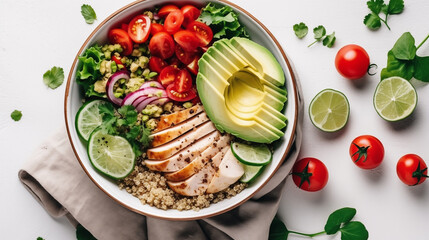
[{"x1": 107, "y1": 4, "x2": 213, "y2": 102}]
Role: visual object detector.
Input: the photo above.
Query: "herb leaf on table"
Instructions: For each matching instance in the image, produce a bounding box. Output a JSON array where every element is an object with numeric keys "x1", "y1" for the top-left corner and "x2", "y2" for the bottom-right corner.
[
  {"x1": 81, "y1": 4, "x2": 97, "y2": 24},
  {"x1": 43, "y1": 66, "x2": 64, "y2": 89},
  {"x1": 293, "y1": 22, "x2": 308, "y2": 39},
  {"x1": 11, "y1": 110, "x2": 22, "y2": 121},
  {"x1": 363, "y1": 0, "x2": 404, "y2": 30}
]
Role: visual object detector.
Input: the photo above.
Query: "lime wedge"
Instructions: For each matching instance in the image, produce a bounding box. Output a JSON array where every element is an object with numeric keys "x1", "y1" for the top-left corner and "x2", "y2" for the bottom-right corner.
[
  {"x1": 75, "y1": 99, "x2": 110, "y2": 141},
  {"x1": 309, "y1": 89, "x2": 350, "y2": 132},
  {"x1": 373, "y1": 76, "x2": 417, "y2": 122},
  {"x1": 231, "y1": 142, "x2": 272, "y2": 166},
  {"x1": 240, "y1": 165, "x2": 265, "y2": 183},
  {"x1": 87, "y1": 129, "x2": 135, "y2": 179}
]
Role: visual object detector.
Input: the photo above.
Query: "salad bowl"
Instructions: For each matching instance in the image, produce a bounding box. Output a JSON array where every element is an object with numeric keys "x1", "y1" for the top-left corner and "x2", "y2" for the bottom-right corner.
[{"x1": 64, "y1": 0, "x2": 300, "y2": 220}]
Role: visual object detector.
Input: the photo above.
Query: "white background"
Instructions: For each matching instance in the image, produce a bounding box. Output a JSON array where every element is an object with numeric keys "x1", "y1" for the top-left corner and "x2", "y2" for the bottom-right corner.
[{"x1": 1, "y1": 0, "x2": 429, "y2": 239}]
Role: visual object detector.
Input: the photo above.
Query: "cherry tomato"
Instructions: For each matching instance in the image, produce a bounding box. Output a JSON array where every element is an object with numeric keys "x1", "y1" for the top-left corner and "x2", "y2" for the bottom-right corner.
[
  {"x1": 349, "y1": 135, "x2": 384, "y2": 169},
  {"x1": 186, "y1": 56, "x2": 199, "y2": 75},
  {"x1": 175, "y1": 44, "x2": 197, "y2": 65},
  {"x1": 186, "y1": 21, "x2": 213, "y2": 46},
  {"x1": 157, "y1": 4, "x2": 179, "y2": 18},
  {"x1": 174, "y1": 69, "x2": 193, "y2": 93},
  {"x1": 151, "y1": 23, "x2": 165, "y2": 36},
  {"x1": 149, "y1": 32, "x2": 175, "y2": 59},
  {"x1": 108, "y1": 29, "x2": 133, "y2": 55},
  {"x1": 181, "y1": 5, "x2": 201, "y2": 27},
  {"x1": 397, "y1": 154, "x2": 429, "y2": 186},
  {"x1": 158, "y1": 66, "x2": 179, "y2": 87},
  {"x1": 335, "y1": 44, "x2": 370, "y2": 80},
  {"x1": 167, "y1": 56, "x2": 183, "y2": 69},
  {"x1": 292, "y1": 157, "x2": 329, "y2": 192},
  {"x1": 148, "y1": 56, "x2": 167, "y2": 73},
  {"x1": 128, "y1": 15, "x2": 151, "y2": 43},
  {"x1": 164, "y1": 10, "x2": 184, "y2": 34},
  {"x1": 166, "y1": 84, "x2": 197, "y2": 102},
  {"x1": 174, "y1": 30, "x2": 201, "y2": 52},
  {"x1": 121, "y1": 23, "x2": 128, "y2": 32}
]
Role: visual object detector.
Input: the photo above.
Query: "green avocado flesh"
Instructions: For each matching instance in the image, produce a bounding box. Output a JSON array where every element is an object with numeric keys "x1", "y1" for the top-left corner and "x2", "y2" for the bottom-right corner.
[{"x1": 196, "y1": 37, "x2": 288, "y2": 143}]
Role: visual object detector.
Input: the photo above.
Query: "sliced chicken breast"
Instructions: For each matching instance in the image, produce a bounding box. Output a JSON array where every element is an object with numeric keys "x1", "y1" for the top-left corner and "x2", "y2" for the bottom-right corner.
[
  {"x1": 164, "y1": 134, "x2": 231, "y2": 182},
  {"x1": 206, "y1": 147, "x2": 244, "y2": 194},
  {"x1": 147, "y1": 121, "x2": 217, "y2": 160},
  {"x1": 167, "y1": 147, "x2": 228, "y2": 196},
  {"x1": 144, "y1": 131, "x2": 220, "y2": 172},
  {"x1": 150, "y1": 112, "x2": 210, "y2": 147},
  {"x1": 154, "y1": 104, "x2": 204, "y2": 132}
]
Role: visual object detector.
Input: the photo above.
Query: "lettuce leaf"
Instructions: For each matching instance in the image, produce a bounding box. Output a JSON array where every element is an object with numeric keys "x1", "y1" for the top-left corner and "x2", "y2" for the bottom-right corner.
[
  {"x1": 198, "y1": 3, "x2": 249, "y2": 39},
  {"x1": 76, "y1": 44, "x2": 105, "y2": 97}
]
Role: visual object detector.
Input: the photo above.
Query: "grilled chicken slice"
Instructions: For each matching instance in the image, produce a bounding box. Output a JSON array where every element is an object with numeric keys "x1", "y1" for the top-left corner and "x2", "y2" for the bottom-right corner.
[
  {"x1": 154, "y1": 104, "x2": 204, "y2": 132},
  {"x1": 167, "y1": 147, "x2": 228, "y2": 196},
  {"x1": 147, "y1": 121, "x2": 217, "y2": 160},
  {"x1": 206, "y1": 147, "x2": 244, "y2": 194},
  {"x1": 164, "y1": 134, "x2": 231, "y2": 182},
  {"x1": 144, "y1": 131, "x2": 220, "y2": 172},
  {"x1": 150, "y1": 112, "x2": 210, "y2": 147}
]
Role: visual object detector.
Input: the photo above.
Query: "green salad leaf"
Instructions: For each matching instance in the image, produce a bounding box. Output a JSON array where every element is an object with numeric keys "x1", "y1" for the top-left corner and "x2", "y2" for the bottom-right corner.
[
  {"x1": 198, "y1": 3, "x2": 249, "y2": 39},
  {"x1": 76, "y1": 45, "x2": 105, "y2": 97},
  {"x1": 11, "y1": 110, "x2": 22, "y2": 121},
  {"x1": 81, "y1": 4, "x2": 97, "y2": 24},
  {"x1": 43, "y1": 66, "x2": 64, "y2": 89}
]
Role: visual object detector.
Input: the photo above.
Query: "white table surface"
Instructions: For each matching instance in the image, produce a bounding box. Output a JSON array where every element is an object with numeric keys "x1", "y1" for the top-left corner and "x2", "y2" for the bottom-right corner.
[{"x1": 1, "y1": 0, "x2": 429, "y2": 239}]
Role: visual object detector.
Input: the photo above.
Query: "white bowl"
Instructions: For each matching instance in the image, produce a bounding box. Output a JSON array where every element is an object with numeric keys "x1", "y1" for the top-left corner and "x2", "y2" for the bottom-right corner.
[{"x1": 64, "y1": 0, "x2": 299, "y2": 220}]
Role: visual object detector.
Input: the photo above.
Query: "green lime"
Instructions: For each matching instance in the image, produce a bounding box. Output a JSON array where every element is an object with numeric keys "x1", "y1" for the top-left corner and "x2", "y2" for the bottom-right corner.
[
  {"x1": 309, "y1": 89, "x2": 350, "y2": 132},
  {"x1": 231, "y1": 142, "x2": 272, "y2": 166},
  {"x1": 75, "y1": 99, "x2": 110, "y2": 141},
  {"x1": 373, "y1": 76, "x2": 417, "y2": 122},
  {"x1": 87, "y1": 129, "x2": 135, "y2": 179},
  {"x1": 240, "y1": 164, "x2": 265, "y2": 183}
]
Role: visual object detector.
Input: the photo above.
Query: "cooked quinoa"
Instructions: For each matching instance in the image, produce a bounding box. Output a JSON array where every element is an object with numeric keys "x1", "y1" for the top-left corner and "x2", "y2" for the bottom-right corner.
[{"x1": 118, "y1": 158, "x2": 247, "y2": 211}]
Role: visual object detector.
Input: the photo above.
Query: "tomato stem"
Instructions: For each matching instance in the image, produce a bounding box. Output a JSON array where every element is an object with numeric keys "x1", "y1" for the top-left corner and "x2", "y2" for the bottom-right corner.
[
  {"x1": 288, "y1": 230, "x2": 326, "y2": 237},
  {"x1": 416, "y1": 34, "x2": 429, "y2": 51},
  {"x1": 412, "y1": 161, "x2": 429, "y2": 186},
  {"x1": 351, "y1": 143, "x2": 369, "y2": 163},
  {"x1": 291, "y1": 161, "x2": 313, "y2": 189},
  {"x1": 367, "y1": 63, "x2": 378, "y2": 76}
]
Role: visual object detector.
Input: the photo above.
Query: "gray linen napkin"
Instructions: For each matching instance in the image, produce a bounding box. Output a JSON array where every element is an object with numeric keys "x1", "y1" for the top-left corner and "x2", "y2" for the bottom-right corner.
[{"x1": 18, "y1": 84, "x2": 303, "y2": 240}]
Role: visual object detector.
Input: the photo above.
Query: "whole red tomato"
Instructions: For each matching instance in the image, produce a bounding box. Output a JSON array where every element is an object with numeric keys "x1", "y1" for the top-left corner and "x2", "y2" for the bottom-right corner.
[
  {"x1": 349, "y1": 135, "x2": 384, "y2": 169},
  {"x1": 291, "y1": 157, "x2": 329, "y2": 192},
  {"x1": 397, "y1": 154, "x2": 429, "y2": 186},
  {"x1": 335, "y1": 44, "x2": 370, "y2": 80}
]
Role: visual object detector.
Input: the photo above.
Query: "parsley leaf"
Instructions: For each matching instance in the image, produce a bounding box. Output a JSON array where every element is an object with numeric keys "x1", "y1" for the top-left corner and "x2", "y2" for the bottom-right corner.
[
  {"x1": 81, "y1": 4, "x2": 97, "y2": 24},
  {"x1": 293, "y1": 22, "x2": 308, "y2": 39},
  {"x1": 305, "y1": 25, "x2": 335, "y2": 48},
  {"x1": 313, "y1": 25, "x2": 326, "y2": 40},
  {"x1": 363, "y1": 0, "x2": 404, "y2": 30},
  {"x1": 322, "y1": 32, "x2": 336, "y2": 48},
  {"x1": 11, "y1": 110, "x2": 22, "y2": 121},
  {"x1": 43, "y1": 66, "x2": 64, "y2": 89}
]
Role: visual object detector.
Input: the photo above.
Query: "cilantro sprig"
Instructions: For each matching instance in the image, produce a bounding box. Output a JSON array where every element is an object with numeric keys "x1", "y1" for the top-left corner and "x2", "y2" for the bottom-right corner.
[
  {"x1": 364, "y1": 0, "x2": 404, "y2": 30},
  {"x1": 381, "y1": 32, "x2": 429, "y2": 82},
  {"x1": 43, "y1": 66, "x2": 64, "y2": 89},
  {"x1": 81, "y1": 4, "x2": 97, "y2": 24},
  {"x1": 293, "y1": 22, "x2": 308, "y2": 39},
  {"x1": 269, "y1": 207, "x2": 368, "y2": 240},
  {"x1": 293, "y1": 23, "x2": 336, "y2": 48},
  {"x1": 98, "y1": 103, "x2": 151, "y2": 156}
]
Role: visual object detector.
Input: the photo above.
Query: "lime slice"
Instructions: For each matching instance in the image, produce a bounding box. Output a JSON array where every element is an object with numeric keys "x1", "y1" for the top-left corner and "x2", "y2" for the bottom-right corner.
[
  {"x1": 309, "y1": 89, "x2": 350, "y2": 132},
  {"x1": 373, "y1": 76, "x2": 417, "y2": 122},
  {"x1": 240, "y1": 165, "x2": 265, "y2": 183},
  {"x1": 75, "y1": 100, "x2": 110, "y2": 141},
  {"x1": 231, "y1": 142, "x2": 272, "y2": 166},
  {"x1": 87, "y1": 129, "x2": 135, "y2": 179}
]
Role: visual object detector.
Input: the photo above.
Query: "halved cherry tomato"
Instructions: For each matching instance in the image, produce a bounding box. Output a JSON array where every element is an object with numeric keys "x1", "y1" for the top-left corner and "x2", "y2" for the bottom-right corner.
[
  {"x1": 292, "y1": 157, "x2": 329, "y2": 192},
  {"x1": 174, "y1": 30, "x2": 200, "y2": 52},
  {"x1": 166, "y1": 84, "x2": 197, "y2": 102},
  {"x1": 397, "y1": 154, "x2": 429, "y2": 186},
  {"x1": 121, "y1": 23, "x2": 128, "y2": 32},
  {"x1": 151, "y1": 23, "x2": 165, "y2": 36},
  {"x1": 148, "y1": 56, "x2": 167, "y2": 73},
  {"x1": 128, "y1": 15, "x2": 151, "y2": 43},
  {"x1": 164, "y1": 10, "x2": 184, "y2": 34},
  {"x1": 181, "y1": 5, "x2": 201, "y2": 27},
  {"x1": 108, "y1": 29, "x2": 133, "y2": 55},
  {"x1": 349, "y1": 135, "x2": 384, "y2": 169},
  {"x1": 157, "y1": 4, "x2": 179, "y2": 18},
  {"x1": 158, "y1": 66, "x2": 179, "y2": 87},
  {"x1": 174, "y1": 69, "x2": 193, "y2": 93},
  {"x1": 187, "y1": 21, "x2": 213, "y2": 46},
  {"x1": 186, "y1": 56, "x2": 199, "y2": 75},
  {"x1": 149, "y1": 32, "x2": 175, "y2": 59},
  {"x1": 175, "y1": 44, "x2": 197, "y2": 65},
  {"x1": 112, "y1": 56, "x2": 124, "y2": 67}
]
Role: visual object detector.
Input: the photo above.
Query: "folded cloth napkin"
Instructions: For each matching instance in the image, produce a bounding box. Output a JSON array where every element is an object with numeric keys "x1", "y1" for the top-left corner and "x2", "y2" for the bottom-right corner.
[{"x1": 18, "y1": 89, "x2": 303, "y2": 240}]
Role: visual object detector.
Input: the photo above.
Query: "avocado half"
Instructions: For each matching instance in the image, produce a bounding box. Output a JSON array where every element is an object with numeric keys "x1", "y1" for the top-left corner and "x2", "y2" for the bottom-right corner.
[{"x1": 196, "y1": 37, "x2": 287, "y2": 143}]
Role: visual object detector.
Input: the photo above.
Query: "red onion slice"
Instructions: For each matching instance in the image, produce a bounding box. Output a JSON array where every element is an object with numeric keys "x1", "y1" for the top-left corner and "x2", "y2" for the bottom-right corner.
[
  {"x1": 136, "y1": 96, "x2": 159, "y2": 112},
  {"x1": 122, "y1": 87, "x2": 167, "y2": 106},
  {"x1": 140, "y1": 81, "x2": 164, "y2": 90},
  {"x1": 149, "y1": 97, "x2": 170, "y2": 106},
  {"x1": 106, "y1": 70, "x2": 130, "y2": 105}
]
